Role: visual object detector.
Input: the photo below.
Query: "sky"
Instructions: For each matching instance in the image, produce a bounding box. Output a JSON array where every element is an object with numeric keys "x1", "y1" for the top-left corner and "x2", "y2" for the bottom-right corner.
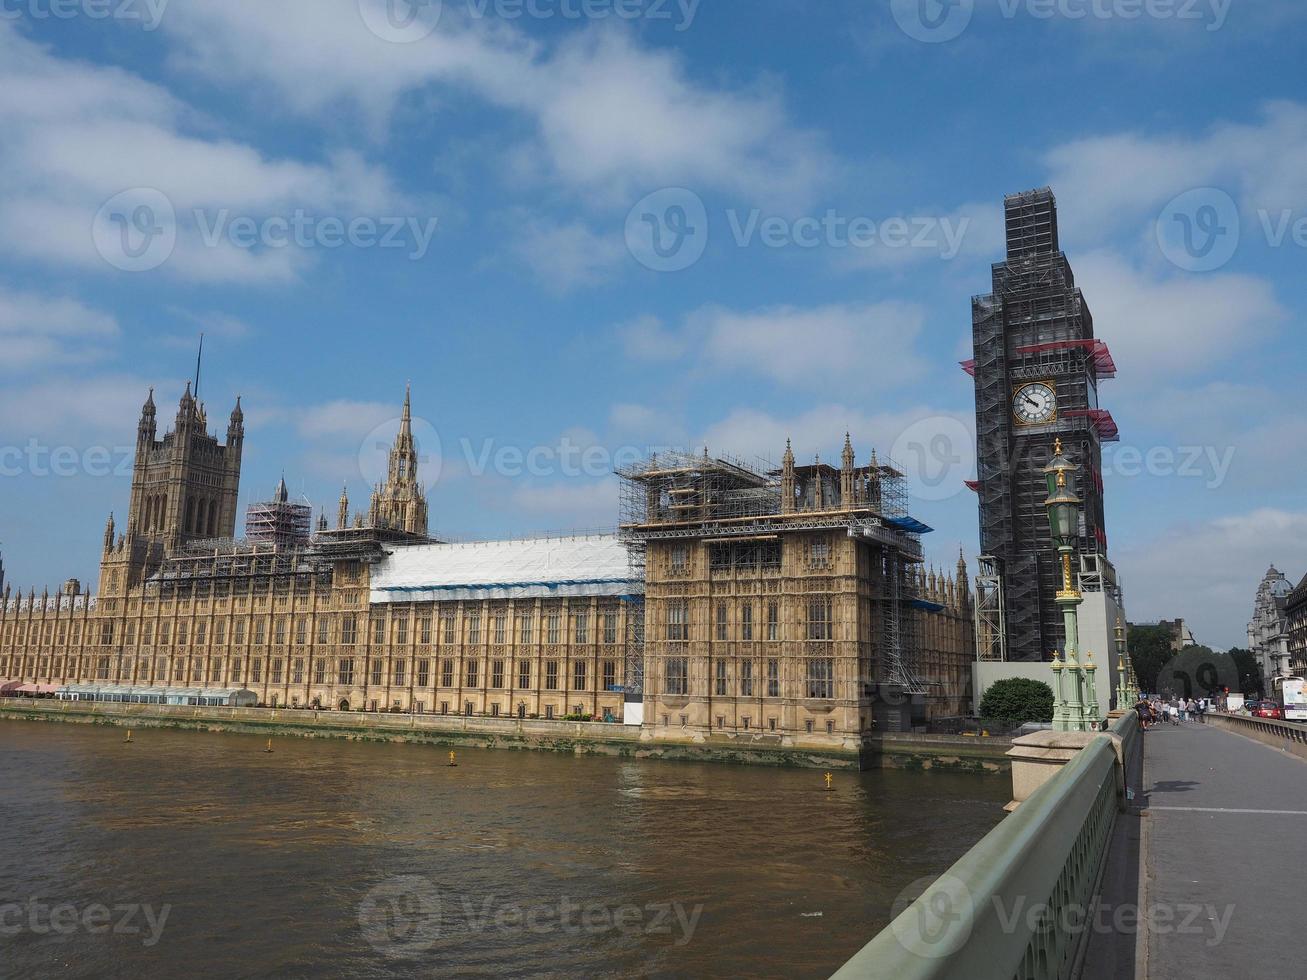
[{"x1": 0, "y1": 0, "x2": 1304, "y2": 650}]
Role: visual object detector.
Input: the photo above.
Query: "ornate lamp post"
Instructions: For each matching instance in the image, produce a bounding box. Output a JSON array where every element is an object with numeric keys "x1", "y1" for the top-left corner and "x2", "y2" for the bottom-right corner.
[
  {"x1": 1043, "y1": 439, "x2": 1093, "y2": 731},
  {"x1": 1114, "y1": 616, "x2": 1128, "y2": 709}
]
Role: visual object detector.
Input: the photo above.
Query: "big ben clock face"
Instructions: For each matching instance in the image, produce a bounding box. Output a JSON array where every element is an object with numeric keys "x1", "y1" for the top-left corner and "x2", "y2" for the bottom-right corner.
[{"x1": 1013, "y1": 382, "x2": 1057, "y2": 426}]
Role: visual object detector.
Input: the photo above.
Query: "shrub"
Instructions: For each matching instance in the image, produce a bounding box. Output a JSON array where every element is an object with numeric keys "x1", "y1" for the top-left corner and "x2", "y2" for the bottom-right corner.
[{"x1": 979, "y1": 677, "x2": 1055, "y2": 725}]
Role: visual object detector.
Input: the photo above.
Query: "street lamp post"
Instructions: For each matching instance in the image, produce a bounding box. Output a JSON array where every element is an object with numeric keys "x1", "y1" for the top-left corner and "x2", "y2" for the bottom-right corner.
[
  {"x1": 1115, "y1": 616, "x2": 1134, "y2": 707},
  {"x1": 1044, "y1": 439, "x2": 1098, "y2": 732}
]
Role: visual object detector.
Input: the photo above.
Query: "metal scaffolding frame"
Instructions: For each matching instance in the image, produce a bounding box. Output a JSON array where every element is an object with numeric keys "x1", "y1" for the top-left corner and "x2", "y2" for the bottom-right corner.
[
  {"x1": 617, "y1": 447, "x2": 928, "y2": 695},
  {"x1": 974, "y1": 555, "x2": 1007, "y2": 662},
  {"x1": 969, "y1": 188, "x2": 1118, "y2": 662}
]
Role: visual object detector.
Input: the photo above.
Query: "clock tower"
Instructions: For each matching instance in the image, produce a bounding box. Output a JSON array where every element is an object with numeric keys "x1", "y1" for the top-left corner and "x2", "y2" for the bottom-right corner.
[{"x1": 966, "y1": 188, "x2": 1119, "y2": 663}]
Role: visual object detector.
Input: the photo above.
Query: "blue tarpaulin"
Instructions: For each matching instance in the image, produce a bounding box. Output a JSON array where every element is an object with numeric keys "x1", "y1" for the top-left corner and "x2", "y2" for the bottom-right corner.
[{"x1": 886, "y1": 516, "x2": 934, "y2": 535}]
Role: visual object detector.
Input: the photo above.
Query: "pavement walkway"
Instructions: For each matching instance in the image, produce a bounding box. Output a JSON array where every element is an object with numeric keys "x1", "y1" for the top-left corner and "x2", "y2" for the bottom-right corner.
[{"x1": 1139, "y1": 719, "x2": 1307, "y2": 979}]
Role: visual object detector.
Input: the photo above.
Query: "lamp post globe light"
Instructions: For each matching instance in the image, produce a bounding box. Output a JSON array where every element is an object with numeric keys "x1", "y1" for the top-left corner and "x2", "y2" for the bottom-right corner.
[{"x1": 1043, "y1": 439, "x2": 1099, "y2": 731}]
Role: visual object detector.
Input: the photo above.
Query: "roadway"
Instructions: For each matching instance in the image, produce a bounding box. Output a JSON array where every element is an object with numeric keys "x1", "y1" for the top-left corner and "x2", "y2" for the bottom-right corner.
[{"x1": 1139, "y1": 719, "x2": 1307, "y2": 979}]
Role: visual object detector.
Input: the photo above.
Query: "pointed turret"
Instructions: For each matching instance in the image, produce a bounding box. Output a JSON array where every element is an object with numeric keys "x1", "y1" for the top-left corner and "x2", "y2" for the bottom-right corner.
[
  {"x1": 103, "y1": 513, "x2": 116, "y2": 552},
  {"x1": 137, "y1": 388, "x2": 157, "y2": 447},
  {"x1": 840, "y1": 432, "x2": 855, "y2": 506},
  {"x1": 274, "y1": 475, "x2": 289, "y2": 504},
  {"x1": 337, "y1": 484, "x2": 350, "y2": 530},
  {"x1": 176, "y1": 381, "x2": 195, "y2": 425},
  {"x1": 781, "y1": 438, "x2": 796, "y2": 514},
  {"x1": 228, "y1": 396, "x2": 244, "y2": 440},
  {"x1": 956, "y1": 548, "x2": 969, "y2": 597}
]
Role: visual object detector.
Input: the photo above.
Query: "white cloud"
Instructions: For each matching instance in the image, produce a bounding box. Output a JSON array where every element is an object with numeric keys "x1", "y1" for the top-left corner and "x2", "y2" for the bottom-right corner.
[
  {"x1": 159, "y1": 2, "x2": 832, "y2": 206},
  {"x1": 628, "y1": 301, "x2": 929, "y2": 390},
  {"x1": 510, "y1": 216, "x2": 625, "y2": 292},
  {"x1": 295, "y1": 400, "x2": 400, "y2": 440},
  {"x1": 608, "y1": 403, "x2": 685, "y2": 444},
  {"x1": 1074, "y1": 250, "x2": 1284, "y2": 375},
  {"x1": 698, "y1": 403, "x2": 971, "y2": 467},
  {"x1": 617, "y1": 315, "x2": 689, "y2": 362},
  {"x1": 158, "y1": 309, "x2": 253, "y2": 350},
  {"x1": 0, "y1": 287, "x2": 119, "y2": 371},
  {"x1": 509, "y1": 477, "x2": 619, "y2": 529},
  {"x1": 1116, "y1": 508, "x2": 1307, "y2": 650},
  {"x1": 0, "y1": 374, "x2": 149, "y2": 443},
  {"x1": 836, "y1": 200, "x2": 1005, "y2": 270},
  {"x1": 0, "y1": 24, "x2": 412, "y2": 283},
  {"x1": 1044, "y1": 101, "x2": 1307, "y2": 243}
]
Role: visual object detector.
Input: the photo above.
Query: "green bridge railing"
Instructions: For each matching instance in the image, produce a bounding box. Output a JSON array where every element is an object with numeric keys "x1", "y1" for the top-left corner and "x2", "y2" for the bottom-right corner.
[{"x1": 833, "y1": 712, "x2": 1139, "y2": 980}]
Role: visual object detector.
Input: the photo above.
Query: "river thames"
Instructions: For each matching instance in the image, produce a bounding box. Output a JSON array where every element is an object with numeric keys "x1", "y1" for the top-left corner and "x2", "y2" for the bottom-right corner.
[{"x1": 0, "y1": 720, "x2": 1009, "y2": 978}]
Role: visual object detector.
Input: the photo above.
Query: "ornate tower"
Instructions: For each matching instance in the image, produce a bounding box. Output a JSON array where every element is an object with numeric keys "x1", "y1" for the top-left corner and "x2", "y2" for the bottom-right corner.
[
  {"x1": 125, "y1": 384, "x2": 245, "y2": 556},
  {"x1": 371, "y1": 385, "x2": 429, "y2": 536},
  {"x1": 968, "y1": 188, "x2": 1118, "y2": 662}
]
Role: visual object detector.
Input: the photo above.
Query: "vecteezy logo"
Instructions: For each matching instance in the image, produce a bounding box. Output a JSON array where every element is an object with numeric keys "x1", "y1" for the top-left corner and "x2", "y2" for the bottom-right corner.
[
  {"x1": 358, "y1": 876, "x2": 442, "y2": 958},
  {"x1": 890, "y1": 0, "x2": 974, "y2": 43},
  {"x1": 92, "y1": 188, "x2": 177, "y2": 272},
  {"x1": 890, "y1": 416, "x2": 975, "y2": 502},
  {"x1": 1156, "y1": 187, "x2": 1240, "y2": 272},
  {"x1": 624, "y1": 187, "x2": 709, "y2": 273},
  {"x1": 356, "y1": 415, "x2": 444, "y2": 489},
  {"x1": 358, "y1": 0, "x2": 442, "y2": 43},
  {"x1": 888, "y1": 873, "x2": 975, "y2": 959}
]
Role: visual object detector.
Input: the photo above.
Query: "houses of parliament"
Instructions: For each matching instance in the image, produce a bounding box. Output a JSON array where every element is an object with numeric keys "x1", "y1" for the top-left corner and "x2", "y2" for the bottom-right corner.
[{"x1": 0, "y1": 379, "x2": 977, "y2": 741}]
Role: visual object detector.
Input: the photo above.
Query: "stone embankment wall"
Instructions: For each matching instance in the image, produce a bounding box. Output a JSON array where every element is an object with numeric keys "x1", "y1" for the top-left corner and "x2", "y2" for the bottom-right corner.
[{"x1": 0, "y1": 699, "x2": 1012, "y2": 772}]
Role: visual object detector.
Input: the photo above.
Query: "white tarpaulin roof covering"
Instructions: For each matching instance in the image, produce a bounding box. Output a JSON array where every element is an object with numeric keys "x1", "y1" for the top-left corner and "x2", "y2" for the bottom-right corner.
[{"x1": 369, "y1": 534, "x2": 641, "y2": 603}]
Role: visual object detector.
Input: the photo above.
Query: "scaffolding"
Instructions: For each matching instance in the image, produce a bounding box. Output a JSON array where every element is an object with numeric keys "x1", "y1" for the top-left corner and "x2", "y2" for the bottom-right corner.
[
  {"x1": 245, "y1": 480, "x2": 312, "y2": 551},
  {"x1": 968, "y1": 188, "x2": 1119, "y2": 662},
  {"x1": 147, "y1": 523, "x2": 429, "y2": 601},
  {"x1": 617, "y1": 446, "x2": 928, "y2": 694},
  {"x1": 974, "y1": 555, "x2": 1007, "y2": 662}
]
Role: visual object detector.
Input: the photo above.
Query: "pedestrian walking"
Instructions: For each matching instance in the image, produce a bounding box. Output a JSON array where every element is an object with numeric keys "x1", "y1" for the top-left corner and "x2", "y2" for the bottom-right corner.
[
  {"x1": 1135, "y1": 697, "x2": 1152, "y2": 731},
  {"x1": 1179, "y1": 700, "x2": 1188, "y2": 723}
]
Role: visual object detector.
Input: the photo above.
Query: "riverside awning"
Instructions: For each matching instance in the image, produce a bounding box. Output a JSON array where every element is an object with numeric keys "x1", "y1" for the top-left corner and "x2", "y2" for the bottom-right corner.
[{"x1": 55, "y1": 685, "x2": 259, "y2": 707}]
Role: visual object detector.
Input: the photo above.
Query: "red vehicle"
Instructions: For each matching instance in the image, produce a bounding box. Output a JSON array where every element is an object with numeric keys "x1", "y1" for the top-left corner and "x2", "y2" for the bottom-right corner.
[{"x1": 1251, "y1": 701, "x2": 1284, "y2": 720}]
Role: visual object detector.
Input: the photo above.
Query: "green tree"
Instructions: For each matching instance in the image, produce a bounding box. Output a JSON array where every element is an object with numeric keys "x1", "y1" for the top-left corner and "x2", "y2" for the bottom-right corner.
[
  {"x1": 1227, "y1": 647, "x2": 1264, "y2": 698},
  {"x1": 1156, "y1": 645, "x2": 1240, "y2": 700},
  {"x1": 1127, "y1": 624, "x2": 1174, "y2": 695},
  {"x1": 978, "y1": 678, "x2": 1054, "y2": 725}
]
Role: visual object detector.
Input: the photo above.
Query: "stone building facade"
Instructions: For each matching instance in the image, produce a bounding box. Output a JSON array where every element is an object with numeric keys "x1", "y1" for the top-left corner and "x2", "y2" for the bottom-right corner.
[
  {"x1": 1248, "y1": 566, "x2": 1294, "y2": 686},
  {"x1": 1283, "y1": 573, "x2": 1307, "y2": 680},
  {"x1": 1, "y1": 386, "x2": 974, "y2": 741},
  {"x1": 0, "y1": 387, "x2": 634, "y2": 722},
  {"x1": 621, "y1": 440, "x2": 974, "y2": 741}
]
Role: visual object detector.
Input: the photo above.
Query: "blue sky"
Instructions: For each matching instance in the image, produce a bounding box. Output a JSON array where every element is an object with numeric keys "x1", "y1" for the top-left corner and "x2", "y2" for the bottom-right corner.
[{"x1": 0, "y1": 0, "x2": 1304, "y2": 649}]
